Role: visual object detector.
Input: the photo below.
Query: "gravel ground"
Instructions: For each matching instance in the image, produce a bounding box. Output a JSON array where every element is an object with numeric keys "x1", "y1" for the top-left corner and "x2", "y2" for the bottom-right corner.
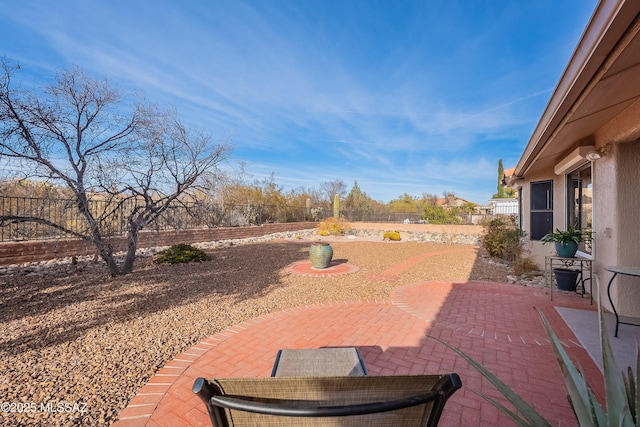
[{"x1": 0, "y1": 236, "x2": 514, "y2": 426}]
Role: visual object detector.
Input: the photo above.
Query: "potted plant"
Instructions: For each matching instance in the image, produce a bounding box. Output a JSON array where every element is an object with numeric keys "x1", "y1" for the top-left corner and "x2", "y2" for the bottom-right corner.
[
  {"x1": 552, "y1": 268, "x2": 581, "y2": 291},
  {"x1": 540, "y1": 226, "x2": 586, "y2": 258},
  {"x1": 541, "y1": 227, "x2": 588, "y2": 291},
  {"x1": 309, "y1": 242, "x2": 333, "y2": 269}
]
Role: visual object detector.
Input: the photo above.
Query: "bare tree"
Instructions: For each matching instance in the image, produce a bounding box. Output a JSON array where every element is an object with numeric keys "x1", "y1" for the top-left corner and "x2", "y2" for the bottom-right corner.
[
  {"x1": 0, "y1": 60, "x2": 231, "y2": 275},
  {"x1": 319, "y1": 180, "x2": 347, "y2": 206}
]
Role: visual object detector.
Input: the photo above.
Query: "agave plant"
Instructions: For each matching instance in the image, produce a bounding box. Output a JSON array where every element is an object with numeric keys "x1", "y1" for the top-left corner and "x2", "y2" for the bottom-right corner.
[{"x1": 430, "y1": 303, "x2": 640, "y2": 426}]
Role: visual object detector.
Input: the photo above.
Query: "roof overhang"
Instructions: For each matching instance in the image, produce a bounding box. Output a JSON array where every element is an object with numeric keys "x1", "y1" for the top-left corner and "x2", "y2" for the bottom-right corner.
[{"x1": 514, "y1": 0, "x2": 640, "y2": 178}]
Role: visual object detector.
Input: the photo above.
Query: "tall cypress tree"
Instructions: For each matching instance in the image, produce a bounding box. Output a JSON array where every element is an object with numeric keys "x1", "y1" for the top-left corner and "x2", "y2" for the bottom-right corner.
[{"x1": 497, "y1": 159, "x2": 505, "y2": 198}]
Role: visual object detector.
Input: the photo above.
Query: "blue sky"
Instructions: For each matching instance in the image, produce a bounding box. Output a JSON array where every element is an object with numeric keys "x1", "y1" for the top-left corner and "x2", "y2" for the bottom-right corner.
[{"x1": 1, "y1": 0, "x2": 598, "y2": 204}]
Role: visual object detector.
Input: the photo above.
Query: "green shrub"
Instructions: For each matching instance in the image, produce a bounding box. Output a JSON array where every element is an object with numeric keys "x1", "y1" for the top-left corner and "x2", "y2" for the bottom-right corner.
[
  {"x1": 481, "y1": 216, "x2": 523, "y2": 261},
  {"x1": 155, "y1": 244, "x2": 210, "y2": 264},
  {"x1": 383, "y1": 231, "x2": 401, "y2": 241},
  {"x1": 422, "y1": 205, "x2": 464, "y2": 224}
]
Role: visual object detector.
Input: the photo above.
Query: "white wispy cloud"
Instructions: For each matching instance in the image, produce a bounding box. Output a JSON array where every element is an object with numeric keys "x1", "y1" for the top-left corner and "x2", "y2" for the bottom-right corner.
[{"x1": 0, "y1": 0, "x2": 598, "y2": 202}]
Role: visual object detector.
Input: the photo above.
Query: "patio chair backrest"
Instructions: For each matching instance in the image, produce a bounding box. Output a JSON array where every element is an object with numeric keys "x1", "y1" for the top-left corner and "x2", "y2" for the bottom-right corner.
[{"x1": 193, "y1": 374, "x2": 462, "y2": 427}]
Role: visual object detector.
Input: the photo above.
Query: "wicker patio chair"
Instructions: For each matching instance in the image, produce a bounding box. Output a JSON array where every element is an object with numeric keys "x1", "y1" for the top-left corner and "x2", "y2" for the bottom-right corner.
[{"x1": 193, "y1": 374, "x2": 462, "y2": 426}]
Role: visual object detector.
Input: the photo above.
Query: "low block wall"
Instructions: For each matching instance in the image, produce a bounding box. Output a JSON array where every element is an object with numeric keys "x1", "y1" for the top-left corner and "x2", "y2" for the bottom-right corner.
[
  {"x1": 0, "y1": 222, "x2": 485, "y2": 266},
  {"x1": 0, "y1": 222, "x2": 316, "y2": 266}
]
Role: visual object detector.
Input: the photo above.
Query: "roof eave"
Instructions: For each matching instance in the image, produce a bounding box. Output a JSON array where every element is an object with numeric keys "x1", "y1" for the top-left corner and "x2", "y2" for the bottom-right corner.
[{"x1": 514, "y1": 0, "x2": 631, "y2": 178}]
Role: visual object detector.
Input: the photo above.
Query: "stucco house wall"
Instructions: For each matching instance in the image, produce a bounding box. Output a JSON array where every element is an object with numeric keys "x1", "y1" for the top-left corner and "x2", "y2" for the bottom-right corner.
[
  {"x1": 599, "y1": 141, "x2": 640, "y2": 316},
  {"x1": 510, "y1": 0, "x2": 640, "y2": 318},
  {"x1": 591, "y1": 100, "x2": 640, "y2": 316},
  {"x1": 521, "y1": 117, "x2": 640, "y2": 317}
]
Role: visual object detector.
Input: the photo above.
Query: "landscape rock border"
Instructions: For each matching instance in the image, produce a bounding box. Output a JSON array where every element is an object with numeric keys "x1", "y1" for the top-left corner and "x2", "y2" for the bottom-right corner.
[{"x1": 0, "y1": 228, "x2": 548, "y2": 289}]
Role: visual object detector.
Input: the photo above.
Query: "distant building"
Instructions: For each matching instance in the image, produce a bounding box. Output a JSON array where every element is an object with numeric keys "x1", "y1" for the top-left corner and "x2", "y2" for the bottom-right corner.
[
  {"x1": 435, "y1": 196, "x2": 474, "y2": 208},
  {"x1": 489, "y1": 198, "x2": 519, "y2": 217}
]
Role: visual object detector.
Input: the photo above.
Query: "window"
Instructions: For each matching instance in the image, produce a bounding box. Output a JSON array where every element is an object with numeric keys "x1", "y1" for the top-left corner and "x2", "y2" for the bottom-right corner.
[
  {"x1": 566, "y1": 164, "x2": 592, "y2": 254},
  {"x1": 530, "y1": 180, "x2": 553, "y2": 240}
]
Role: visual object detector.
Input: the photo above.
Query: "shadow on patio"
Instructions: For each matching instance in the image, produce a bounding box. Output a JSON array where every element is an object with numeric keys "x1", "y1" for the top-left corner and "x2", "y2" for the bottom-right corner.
[{"x1": 114, "y1": 278, "x2": 603, "y2": 426}]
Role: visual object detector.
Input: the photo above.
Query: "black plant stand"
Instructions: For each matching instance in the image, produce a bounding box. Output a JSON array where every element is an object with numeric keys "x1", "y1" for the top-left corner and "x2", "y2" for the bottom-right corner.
[{"x1": 545, "y1": 256, "x2": 593, "y2": 303}]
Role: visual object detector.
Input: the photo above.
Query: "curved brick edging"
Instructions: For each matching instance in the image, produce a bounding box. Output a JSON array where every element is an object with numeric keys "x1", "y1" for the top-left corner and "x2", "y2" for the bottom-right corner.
[
  {"x1": 365, "y1": 247, "x2": 476, "y2": 282},
  {"x1": 284, "y1": 260, "x2": 359, "y2": 277},
  {"x1": 112, "y1": 299, "x2": 392, "y2": 426}
]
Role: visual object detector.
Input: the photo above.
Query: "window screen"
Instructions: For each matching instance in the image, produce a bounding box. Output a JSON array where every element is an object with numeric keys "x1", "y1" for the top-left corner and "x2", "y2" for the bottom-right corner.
[{"x1": 530, "y1": 180, "x2": 553, "y2": 240}]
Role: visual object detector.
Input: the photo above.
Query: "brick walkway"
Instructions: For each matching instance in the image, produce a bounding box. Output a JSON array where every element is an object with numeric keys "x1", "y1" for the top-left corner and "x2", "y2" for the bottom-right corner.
[{"x1": 113, "y1": 268, "x2": 602, "y2": 426}]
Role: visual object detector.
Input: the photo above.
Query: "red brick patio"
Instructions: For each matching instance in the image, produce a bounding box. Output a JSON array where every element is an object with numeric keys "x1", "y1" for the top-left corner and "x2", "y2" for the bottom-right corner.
[{"x1": 113, "y1": 273, "x2": 602, "y2": 426}]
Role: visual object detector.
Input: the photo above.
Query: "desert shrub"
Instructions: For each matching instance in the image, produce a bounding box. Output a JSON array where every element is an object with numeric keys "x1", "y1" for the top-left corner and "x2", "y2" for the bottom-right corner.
[
  {"x1": 422, "y1": 205, "x2": 464, "y2": 224},
  {"x1": 316, "y1": 217, "x2": 351, "y2": 236},
  {"x1": 383, "y1": 231, "x2": 401, "y2": 241},
  {"x1": 514, "y1": 256, "x2": 539, "y2": 276},
  {"x1": 481, "y1": 216, "x2": 523, "y2": 262},
  {"x1": 155, "y1": 244, "x2": 210, "y2": 264}
]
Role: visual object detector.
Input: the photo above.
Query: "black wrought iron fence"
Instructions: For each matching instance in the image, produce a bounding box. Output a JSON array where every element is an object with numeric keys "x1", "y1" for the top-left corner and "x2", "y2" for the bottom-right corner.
[
  {"x1": 0, "y1": 196, "x2": 320, "y2": 242},
  {"x1": 0, "y1": 195, "x2": 489, "y2": 242},
  {"x1": 0, "y1": 196, "x2": 84, "y2": 242},
  {"x1": 339, "y1": 209, "x2": 491, "y2": 225}
]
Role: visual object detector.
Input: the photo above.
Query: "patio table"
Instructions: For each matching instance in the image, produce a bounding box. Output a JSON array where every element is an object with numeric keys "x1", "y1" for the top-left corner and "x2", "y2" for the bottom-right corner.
[
  {"x1": 605, "y1": 266, "x2": 640, "y2": 337},
  {"x1": 271, "y1": 347, "x2": 368, "y2": 377}
]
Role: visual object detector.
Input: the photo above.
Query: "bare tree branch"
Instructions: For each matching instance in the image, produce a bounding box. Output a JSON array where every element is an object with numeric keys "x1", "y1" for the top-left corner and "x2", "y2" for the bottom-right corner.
[
  {"x1": 0, "y1": 59, "x2": 232, "y2": 275},
  {"x1": 0, "y1": 215, "x2": 89, "y2": 241}
]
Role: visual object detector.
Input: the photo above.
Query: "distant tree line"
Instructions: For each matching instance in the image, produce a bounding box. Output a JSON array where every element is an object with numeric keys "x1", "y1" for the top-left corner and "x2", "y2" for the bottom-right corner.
[{"x1": 1, "y1": 176, "x2": 478, "y2": 227}]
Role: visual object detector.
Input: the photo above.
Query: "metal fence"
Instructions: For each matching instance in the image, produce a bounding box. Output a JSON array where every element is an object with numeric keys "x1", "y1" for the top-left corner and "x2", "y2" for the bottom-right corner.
[
  {"x1": 0, "y1": 195, "x2": 491, "y2": 242},
  {"x1": 0, "y1": 196, "x2": 314, "y2": 242}
]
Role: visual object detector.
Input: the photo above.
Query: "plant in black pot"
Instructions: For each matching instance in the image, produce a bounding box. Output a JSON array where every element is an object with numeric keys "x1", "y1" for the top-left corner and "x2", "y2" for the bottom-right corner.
[
  {"x1": 551, "y1": 268, "x2": 581, "y2": 291},
  {"x1": 540, "y1": 226, "x2": 587, "y2": 258},
  {"x1": 541, "y1": 227, "x2": 589, "y2": 291}
]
